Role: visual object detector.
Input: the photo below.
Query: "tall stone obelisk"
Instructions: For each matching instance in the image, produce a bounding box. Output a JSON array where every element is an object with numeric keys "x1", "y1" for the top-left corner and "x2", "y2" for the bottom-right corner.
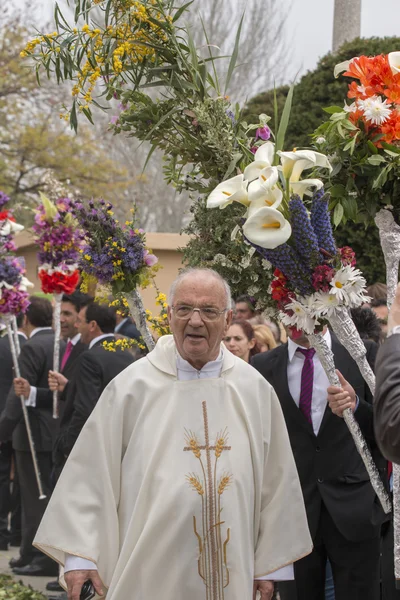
[{"x1": 332, "y1": 0, "x2": 362, "y2": 52}]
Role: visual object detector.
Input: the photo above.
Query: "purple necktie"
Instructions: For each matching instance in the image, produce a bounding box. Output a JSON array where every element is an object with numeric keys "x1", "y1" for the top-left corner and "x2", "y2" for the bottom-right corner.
[
  {"x1": 61, "y1": 340, "x2": 73, "y2": 371},
  {"x1": 297, "y1": 347, "x2": 316, "y2": 425}
]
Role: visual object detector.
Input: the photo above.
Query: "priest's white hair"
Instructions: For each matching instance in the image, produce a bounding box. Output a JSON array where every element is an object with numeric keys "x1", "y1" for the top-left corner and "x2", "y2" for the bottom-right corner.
[{"x1": 168, "y1": 268, "x2": 233, "y2": 310}]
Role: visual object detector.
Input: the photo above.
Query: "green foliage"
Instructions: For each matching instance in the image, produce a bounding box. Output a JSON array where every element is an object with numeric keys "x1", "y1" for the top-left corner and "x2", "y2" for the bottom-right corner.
[
  {"x1": 242, "y1": 36, "x2": 400, "y2": 150},
  {"x1": 334, "y1": 222, "x2": 384, "y2": 285},
  {"x1": 0, "y1": 574, "x2": 46, "y2": 600}
]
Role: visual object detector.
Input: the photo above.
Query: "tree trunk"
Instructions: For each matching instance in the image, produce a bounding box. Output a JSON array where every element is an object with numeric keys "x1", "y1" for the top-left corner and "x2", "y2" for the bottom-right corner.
[{"x1": 332, "y1": 0, "x2": 361, "y2": 53}]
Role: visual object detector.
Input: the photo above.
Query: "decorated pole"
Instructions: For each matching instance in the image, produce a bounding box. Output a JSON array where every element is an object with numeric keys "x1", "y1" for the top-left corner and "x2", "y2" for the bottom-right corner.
[
  {"x1": 206, "y1": 143, "x2": 390, "y2": 513},
  {"x1": 4, "y1": 316, "x2": 46, "y2": 499},
  {"x1": 11, "y1": 315, "x2": 21, "y2": 357},
  {"x1": 33, "y1": 194, "x2": 83, "y2": 418},
  {"x1": 327, "y1": 307, "x2": 376, "y2": 395},
  {"x1": 308, "y1": 331, "x2": 390, "y2": 513},
  {"x1": 52, "y1": 294, "x2": 63, "y2": 417},
  {"x1": 125, "y1": 289, "x2": 155, "y2": 352},
  {"x1": 375, "y1": 210, "x2": 400, "y2": 310}
]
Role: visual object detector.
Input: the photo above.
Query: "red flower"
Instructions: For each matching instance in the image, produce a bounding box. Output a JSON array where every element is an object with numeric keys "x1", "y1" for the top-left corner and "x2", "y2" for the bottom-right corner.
[
  {"x1": 0, "y1": 210, "x2": 15, "y2": 222},
  {"x1": 39, "y1": 269, "x2": 80, "y2": 295},
  {"x1": 271, "y1": 270, "x2": 294, "y2": 309},
  {"x1": 312, "y1": 265, "x2": 335, "y2": 292},
  {"x1": 339, "y1": 246, "x2": 357, "y2": 267}
]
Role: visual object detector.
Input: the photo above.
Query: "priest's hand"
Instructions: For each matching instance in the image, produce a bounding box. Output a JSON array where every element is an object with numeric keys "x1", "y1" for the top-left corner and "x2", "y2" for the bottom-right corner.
[
  {"x1": 65, "y1": 569, "x2": 104, "y2": 600},
  {"x1": 13, "y1": 377, "x2": 30, "y2": 399},
  {"x1": 327, "y1": 370, "x2": 356, "y2": 417},
  {"x1": 48, "y1": 370, "x2": 68, "y2": 393},
  {"x1": 253, "y1": 580, "x2": 274, "y2": 600}
]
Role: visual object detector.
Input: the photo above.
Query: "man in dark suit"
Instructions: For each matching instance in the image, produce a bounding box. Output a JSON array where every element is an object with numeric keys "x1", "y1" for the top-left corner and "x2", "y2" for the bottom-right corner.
[
  {"x1": 252, "y1": 327, "x2": 386, "y2": 600},
  {"x1": 49, "y1": 300, "x2": 134, "y2": 465},
  {"x1": 114, "y1": 310, "x2": 141, "y2": 341},
  {"x1": 0, "y1": 314, "x2": 26, "y2": 550},
  {"x1": 0, "y1": 297, "x2": 64, "y2": 576}
]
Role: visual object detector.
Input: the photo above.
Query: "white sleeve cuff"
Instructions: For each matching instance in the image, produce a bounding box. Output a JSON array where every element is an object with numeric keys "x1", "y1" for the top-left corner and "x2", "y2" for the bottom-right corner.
[
  {"x1": 255, "y1": 564, "x2": 294, "y2": 581},
  {"x1": 24, "y1": 386, "x2": 37, "y2": 407},
  {"x1": 64, "y1": 554, "x2": 97, "y2": 573}
]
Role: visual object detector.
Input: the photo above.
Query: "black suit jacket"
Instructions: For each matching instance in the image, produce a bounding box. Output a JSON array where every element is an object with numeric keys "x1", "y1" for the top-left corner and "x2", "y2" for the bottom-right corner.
[
  {"x1": 35, "y1": 339, "x2": 88, "y2": 421},
  {"x1": 0, "y1": 330, "x2": 65, "y2": 452},
  {"x1": 117, "y1": 318, "x2": 141, "y2": 341},
  {"x1": 54, "y1": 336, "x2": 134, "y2": 462},
  {"x1": 0, "y1": 333, "x2": 27, "y2": 413},
  {"x1": 252, "y1": 333, "x2": 387, "y2": 543},
  {"x1": 374, "y1": 334, "x2": 400, "y2": 463}
]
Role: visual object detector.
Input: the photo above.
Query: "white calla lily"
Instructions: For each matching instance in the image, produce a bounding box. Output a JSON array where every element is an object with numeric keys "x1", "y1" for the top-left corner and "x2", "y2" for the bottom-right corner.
[
  {"x1": 388, "y1": 52, "x2": 400, "y2": 75},
  {"x1": 247, "y1": 187, "x2": 283, "y2": 217},
  {"x1": 290, "y1": 178, "x2": 324, "y2": 198},
  {"x1": 243, "y1": 141, "x2": 275, "y2": 181},
  {"x1": 248, "y1": 166, "x2": 279, "y2": 200},
  {"x1": 243, "y1": 206, "x2": 292, "y2": 249},
  {"x1": 19, "y1": 276, "x2": 34, "y2": 291},
  {"x1": 278, "y1": 150, "x2": 332, "y2": 182},
  {"x1": 0, "y1": 219, "x2": 24, "y2": 236},
  {"x1": 207, "y1": 174, "x2": 249, "y2": 209},
  {"x1": 333, "y1": 58, "x2": 355, "y2": 78}
]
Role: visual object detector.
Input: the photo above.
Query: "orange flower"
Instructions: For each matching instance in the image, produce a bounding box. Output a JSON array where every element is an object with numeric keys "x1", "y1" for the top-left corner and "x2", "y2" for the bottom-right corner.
[
  {"x1": 345, "y1": 55, "x2": 400, "y2": 100},
  {"x1": 380, "y1": 111, "x2": 400, "y2": 144}
]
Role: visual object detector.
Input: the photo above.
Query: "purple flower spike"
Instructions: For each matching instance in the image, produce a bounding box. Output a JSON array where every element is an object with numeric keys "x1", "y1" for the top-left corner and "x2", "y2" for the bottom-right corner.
[
  {"x1": 255, "y1": 126, "x2": 271, "y2": 141},
  {"x1": 310, "y1": 189, "x2": 337, "y2": 256},
  {"x1": 289, "y1": 195, "x2": 322, "y2": 268}
]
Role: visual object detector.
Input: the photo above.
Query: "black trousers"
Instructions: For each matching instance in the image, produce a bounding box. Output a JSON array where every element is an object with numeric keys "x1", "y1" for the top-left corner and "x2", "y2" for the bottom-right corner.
[
  {"x1": 381, "y1": 519, "x2": 400, "y2": 600},
  {"x1": 0, "y1": 442, "x2": 21, "y2": 541},
  {"x1": 15, "y1": 450, "x2": 53, "y2": 563},
  {"x1": 278, "y1": 503, "x2": 381, "y2": 600}
]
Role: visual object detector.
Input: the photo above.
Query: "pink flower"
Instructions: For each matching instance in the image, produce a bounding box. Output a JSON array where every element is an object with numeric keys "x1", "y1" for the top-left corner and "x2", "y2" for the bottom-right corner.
[
  {"x1": 143, "y1": 250, "x2": 158, "y2": 266},
  {"x1": 255, "y1": 126, "x2": 271, "y2": 141},
  {"x1": 110, "y1": 116, "x2": 119, "y2": 125},
  {"x1": 250, "y1": 146, "x2": 258, "y2": 154}
]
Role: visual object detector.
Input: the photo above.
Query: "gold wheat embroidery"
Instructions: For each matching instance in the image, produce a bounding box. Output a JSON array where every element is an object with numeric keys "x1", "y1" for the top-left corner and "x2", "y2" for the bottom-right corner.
[{"x1": 184, "y1": 402, "x2": 232, "y2": 600}]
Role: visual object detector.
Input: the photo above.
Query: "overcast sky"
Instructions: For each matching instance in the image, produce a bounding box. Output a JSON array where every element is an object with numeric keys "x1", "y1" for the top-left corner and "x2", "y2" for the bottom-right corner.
[
  {"x1": 287, "y1": 0, "x2": 400, "y2": 76},
  {"x1": 15, "y1": 0, "x2": 400, "y2": 80}
]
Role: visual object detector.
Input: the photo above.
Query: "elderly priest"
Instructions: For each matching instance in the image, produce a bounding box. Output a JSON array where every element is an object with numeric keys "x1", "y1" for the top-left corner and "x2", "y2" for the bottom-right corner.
[{"x1": 34, "y1": 269, "x2": 312, "y2": 600}]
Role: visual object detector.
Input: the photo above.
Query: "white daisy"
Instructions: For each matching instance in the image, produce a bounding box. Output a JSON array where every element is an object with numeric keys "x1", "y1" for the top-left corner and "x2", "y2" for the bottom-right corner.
[
  {"x1": 359, "y1": 96, "x2": 392, "y2": 125},
  {"x1": 280, "y1": 297, "x2": 317, "y2": 334}
]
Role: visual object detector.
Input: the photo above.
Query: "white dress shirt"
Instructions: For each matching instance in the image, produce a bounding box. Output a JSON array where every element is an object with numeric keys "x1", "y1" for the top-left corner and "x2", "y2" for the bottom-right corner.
[
  {"x1": 89, "y1": 333, "x2": 114, "y2": 349},
  {"x1": 287, "y1": 330, "x2": 332, "y2": 436},
  {"x1": 65, "y1": 349, "x2": 294, "y2": 581}
]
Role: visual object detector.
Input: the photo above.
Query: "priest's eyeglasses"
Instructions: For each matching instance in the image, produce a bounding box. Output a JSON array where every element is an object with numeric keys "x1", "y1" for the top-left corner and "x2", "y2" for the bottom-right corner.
[{"x1": 171, "y1": 305, "x2": 227, "y2": 321}]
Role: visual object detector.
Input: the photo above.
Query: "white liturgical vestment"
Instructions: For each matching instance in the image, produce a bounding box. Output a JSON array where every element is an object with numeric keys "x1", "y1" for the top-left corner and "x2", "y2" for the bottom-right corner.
[{"x1": 34, "y1": 335, "x2": 312, "y2": 599}]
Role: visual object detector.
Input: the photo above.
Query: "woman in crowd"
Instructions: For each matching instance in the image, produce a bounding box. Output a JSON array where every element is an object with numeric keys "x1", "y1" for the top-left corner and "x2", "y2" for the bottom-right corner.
[
  {"x1": 253, "y1": 324, "x2": 277, "y2": 353},
  {"x1": 223, "y1": 319, "x2": 259, "y2": 363}
]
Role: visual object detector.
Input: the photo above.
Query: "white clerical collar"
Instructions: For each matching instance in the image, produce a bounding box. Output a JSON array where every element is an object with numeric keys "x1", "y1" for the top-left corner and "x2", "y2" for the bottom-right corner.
[
  {"x1": 18, "y1": 331, "x2": 28, "y2": 340},
  {"x1": 176, "y1": 348, "x2": 224, "y2": 375},
  {"x1": 30, "y1": 327, "x2": 53, "y2": 339},
  {"x1": 69, "y1": 333, "x2": 81, "y2": 346},
  {"x1": 288, "y1": 329, "x2": 331, "y2": 363},
  {"x1": 89, "y1": 333, "x2": 114, "y2": 349}
]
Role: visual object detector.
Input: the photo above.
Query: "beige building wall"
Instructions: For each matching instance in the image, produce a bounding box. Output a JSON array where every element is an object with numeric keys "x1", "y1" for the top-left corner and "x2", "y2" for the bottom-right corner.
[{"x1": 15, "y1": 231, "x2": 190, "y2": 314}]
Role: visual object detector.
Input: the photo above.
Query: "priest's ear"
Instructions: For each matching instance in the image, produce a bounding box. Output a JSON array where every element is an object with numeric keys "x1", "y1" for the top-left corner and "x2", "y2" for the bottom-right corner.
[{"x1": 224, "y1": 309, "x2": 233, "y2": 333}]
